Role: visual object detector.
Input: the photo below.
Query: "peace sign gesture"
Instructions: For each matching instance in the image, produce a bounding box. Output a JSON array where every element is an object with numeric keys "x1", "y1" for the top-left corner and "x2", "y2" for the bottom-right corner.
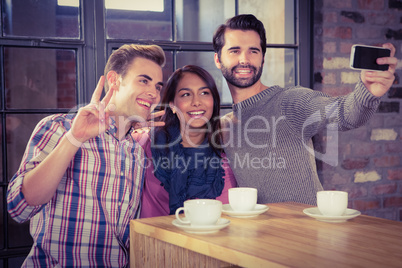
[{"x1": 68, "y1": 76, "x2": 114, "y2": 146}]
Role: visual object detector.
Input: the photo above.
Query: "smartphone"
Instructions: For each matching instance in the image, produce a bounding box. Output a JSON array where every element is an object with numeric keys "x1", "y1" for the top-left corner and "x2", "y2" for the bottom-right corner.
[{"x1": 350, "y1": 44, "x2": 390, "y2": 71}]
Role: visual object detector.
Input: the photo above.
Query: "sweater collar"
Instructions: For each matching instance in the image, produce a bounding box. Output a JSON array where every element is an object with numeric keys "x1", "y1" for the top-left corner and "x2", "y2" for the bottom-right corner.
[{"x1": 232, "y1": 86, "x2": 278, "y2": 112}]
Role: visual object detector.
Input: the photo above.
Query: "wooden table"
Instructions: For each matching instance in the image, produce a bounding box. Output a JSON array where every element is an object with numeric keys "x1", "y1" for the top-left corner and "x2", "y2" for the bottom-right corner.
[{"x1": 130, "y1": 202, "x2": 402, "y2": 267}]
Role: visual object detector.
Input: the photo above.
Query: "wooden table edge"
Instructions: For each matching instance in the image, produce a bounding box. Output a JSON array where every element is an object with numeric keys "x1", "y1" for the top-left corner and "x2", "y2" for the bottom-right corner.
[{"x1": 130, "y1": 219, "x2": 287, "y2": 268}]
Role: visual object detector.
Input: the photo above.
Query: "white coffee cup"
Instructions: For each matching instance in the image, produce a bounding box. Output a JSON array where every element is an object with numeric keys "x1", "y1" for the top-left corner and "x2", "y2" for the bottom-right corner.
[
  {"x1": 317, "y1": 190, "x2": 348, "y2": 216},
  {"x1": 228, "y1": 187, "x2": 257, "y2": 211},
  {"x1": 175, "y1": 199, "x2": 222, "y2": 226}
]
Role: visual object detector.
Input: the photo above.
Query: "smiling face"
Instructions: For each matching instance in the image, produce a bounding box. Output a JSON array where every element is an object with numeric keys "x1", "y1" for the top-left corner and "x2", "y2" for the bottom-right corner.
[
  {"x1": 170, "y1": 72, "x2": 214, "y2": 131},
  {"x1": 215, "y1": 29, "x2": 264, "y2": 89},
  {"x1": 111, "y1": 57, "x2": 163, "y2": 122}
]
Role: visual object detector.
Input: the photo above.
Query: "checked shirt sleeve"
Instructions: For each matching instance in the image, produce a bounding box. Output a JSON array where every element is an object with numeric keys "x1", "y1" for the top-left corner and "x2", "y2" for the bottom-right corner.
[{"x1": 7, "y1": 115, "x2": 69, "y2": 223}]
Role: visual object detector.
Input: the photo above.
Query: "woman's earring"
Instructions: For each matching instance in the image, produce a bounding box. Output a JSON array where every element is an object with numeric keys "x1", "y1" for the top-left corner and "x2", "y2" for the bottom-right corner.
[{"x1": 169, "y1": 103, "x2": 176, "y2": 114}]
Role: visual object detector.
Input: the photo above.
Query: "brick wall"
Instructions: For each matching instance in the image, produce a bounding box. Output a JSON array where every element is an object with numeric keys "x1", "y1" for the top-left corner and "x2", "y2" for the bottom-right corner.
[{"x1": 313, "y1": 0, "x2": 402, "y2": 221}]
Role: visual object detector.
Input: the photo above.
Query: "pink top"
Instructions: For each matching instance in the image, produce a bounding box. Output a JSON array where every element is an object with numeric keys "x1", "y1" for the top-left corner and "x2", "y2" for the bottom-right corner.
[{"x1": 134, "y1": 132, "x2": 237, "y2": 218}]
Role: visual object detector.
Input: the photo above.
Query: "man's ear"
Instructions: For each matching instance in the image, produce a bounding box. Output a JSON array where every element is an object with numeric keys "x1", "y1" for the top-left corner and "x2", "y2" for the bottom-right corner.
[
  {"x1": 106, "y1": 71, "x2": 119, "y2": 90},
  {"x1": 214, "y1": 53, "x2": 222, "y2": 69}
]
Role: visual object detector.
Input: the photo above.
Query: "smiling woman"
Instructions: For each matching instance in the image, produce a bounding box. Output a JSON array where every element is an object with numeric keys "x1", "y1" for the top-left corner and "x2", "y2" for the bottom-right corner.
[
  {"x1": 170, "y1": 72, "x2": 215, "y2": 140},
  {"x1": 136, "y1": 65, "x2": 237, "y2": 218}
]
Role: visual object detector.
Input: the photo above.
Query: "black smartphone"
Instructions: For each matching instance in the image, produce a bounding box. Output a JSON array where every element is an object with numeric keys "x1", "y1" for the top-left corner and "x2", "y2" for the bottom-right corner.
[{"x1": 350, "y1": 44, "x2": 391, "y2": 71}]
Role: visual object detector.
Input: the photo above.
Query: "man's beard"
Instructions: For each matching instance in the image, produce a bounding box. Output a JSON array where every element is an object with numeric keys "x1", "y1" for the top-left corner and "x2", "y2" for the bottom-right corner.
[{"x1": 220, "y1": 62, "x2": 263, "y2": 88}]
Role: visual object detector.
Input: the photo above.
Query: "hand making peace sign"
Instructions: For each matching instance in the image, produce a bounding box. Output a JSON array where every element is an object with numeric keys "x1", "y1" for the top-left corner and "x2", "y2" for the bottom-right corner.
[{"x1": 69, "y1": 76, "x2": 114, "y2": 145}]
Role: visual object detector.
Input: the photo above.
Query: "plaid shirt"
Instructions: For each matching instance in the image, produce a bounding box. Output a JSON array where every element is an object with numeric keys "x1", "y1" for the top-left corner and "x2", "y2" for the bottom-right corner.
[{"x1": 7, "y1": 114, "x2": 145, "y2": 267}]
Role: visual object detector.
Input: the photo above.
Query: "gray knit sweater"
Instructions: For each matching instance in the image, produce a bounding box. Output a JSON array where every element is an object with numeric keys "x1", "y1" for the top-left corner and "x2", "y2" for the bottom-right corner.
[{"x1": 221, "y1": 80, "x2": 380, "y2": 205}]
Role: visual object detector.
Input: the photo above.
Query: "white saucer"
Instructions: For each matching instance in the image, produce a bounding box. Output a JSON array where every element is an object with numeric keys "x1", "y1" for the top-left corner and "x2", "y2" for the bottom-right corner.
[
  {"x1": 303, "y1": 207, "x2": 361, "y2": 223},
  {"x1": 222, "y1": 204, "x2": 269, "y2": 218},
  {"x1": 172, "y1": 218, "x2": 230, "y2": 234}
]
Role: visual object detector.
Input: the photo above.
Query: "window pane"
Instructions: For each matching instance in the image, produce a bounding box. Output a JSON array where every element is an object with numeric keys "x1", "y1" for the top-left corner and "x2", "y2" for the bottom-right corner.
[
  {"x1": 6, "y1": 114, "x2": 49, "y2": 178},
  {"x1": 8, "y1": 215, "x2": 33, "y2": 248},
  {"x1": 105, "y1": 0, "x2": 172, "y2": 40},
  {"x1": 162, "y1": 51, "x2": 174, "y2": 86},
  {"x1": 2, "y1": 0, "x2": 80, "y2": 38},
  {"x1": 175, "y1": 0, "x2": 235, "y2": 42},
  {"x1": 263, "y1": 48, "x2": 295, "y2": 88},
  {"x1": 5, "y1": 47, "x2": 77, "y2": 109},
  {"x1": 176, "y1": 51, "x2": 233, "y2": 105},
  {"x1": 8, "y1": 257, "x2": 26, "y2": 268},
  {"x1": 239, "y1": 0, "x2": 295, "y2": 44}
]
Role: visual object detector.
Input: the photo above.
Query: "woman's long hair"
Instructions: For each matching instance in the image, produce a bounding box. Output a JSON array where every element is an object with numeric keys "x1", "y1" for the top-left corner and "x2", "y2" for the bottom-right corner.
[{"x1": 157, "y1": 65, "x2": 223, "y2": 155}]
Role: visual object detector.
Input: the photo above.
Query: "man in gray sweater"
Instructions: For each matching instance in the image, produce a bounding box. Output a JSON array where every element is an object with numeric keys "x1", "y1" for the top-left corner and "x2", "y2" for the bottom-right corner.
[{"x1": 213, "y1": 14, "x2": 397, "y2": 205}]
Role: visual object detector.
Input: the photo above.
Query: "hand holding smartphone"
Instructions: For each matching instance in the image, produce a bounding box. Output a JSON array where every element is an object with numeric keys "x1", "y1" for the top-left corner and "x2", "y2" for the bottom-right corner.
[{"x1": 350, "y1": 44, "x2": 391, "y2": 71}]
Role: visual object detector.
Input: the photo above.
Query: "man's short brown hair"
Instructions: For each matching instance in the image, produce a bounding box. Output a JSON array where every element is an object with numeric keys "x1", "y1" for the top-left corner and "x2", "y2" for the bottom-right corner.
[{"x1": 103, "y1": 44, "x2": 165, "y2": 92}]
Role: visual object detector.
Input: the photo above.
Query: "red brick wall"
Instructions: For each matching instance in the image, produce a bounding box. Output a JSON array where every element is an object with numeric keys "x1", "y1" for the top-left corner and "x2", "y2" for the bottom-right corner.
[{"x1": 313, "y1": 0, "x2": 402, "y2": 221}]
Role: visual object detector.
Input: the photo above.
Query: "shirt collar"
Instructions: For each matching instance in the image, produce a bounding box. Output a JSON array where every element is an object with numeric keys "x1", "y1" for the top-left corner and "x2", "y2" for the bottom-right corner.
[{"x1": 106, "y1": 117, "x2": 135, "y2": 141}]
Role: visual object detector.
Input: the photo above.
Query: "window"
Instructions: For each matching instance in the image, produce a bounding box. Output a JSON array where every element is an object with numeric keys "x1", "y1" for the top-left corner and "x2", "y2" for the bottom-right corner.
[
  {"x1": 0, "y1": 0, "x2": 311, "y2": 265},
  {"x1": 3, "y1": 0, "x2": 80, "y2": 38}
]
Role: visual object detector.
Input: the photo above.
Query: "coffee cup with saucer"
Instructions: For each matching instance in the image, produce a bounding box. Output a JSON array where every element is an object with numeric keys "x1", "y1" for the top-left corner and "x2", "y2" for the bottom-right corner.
[
  {"x1": 317, "y1": 190, "x2": 348, "y2": 216},
  {"x1": 222, "y1": 187, "x2": 269, "y2": 218},
  {"x1": 303, "y1": 191, "x2": 361, "y2": 223},
  {"x1": 172, "y1": 199, "x2": 230, "y2": 234}
]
